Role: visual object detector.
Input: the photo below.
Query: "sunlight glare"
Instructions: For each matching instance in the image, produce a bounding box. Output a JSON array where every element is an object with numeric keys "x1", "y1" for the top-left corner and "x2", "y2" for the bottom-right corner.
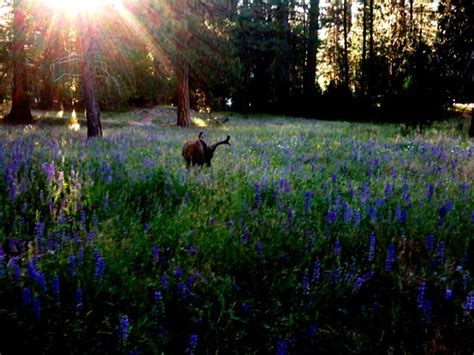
[{"x1": 43, "y1": 0, "x2": 121, "y2": 15}]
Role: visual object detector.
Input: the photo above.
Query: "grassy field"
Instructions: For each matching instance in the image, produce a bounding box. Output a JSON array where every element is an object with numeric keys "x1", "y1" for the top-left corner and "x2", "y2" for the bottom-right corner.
[{"x1": 1, "y1": 111, "x2": 474, "y2": 353}]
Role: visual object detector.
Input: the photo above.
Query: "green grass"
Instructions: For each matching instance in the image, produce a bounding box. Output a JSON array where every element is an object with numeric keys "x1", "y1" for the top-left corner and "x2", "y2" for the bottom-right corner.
[{"x1": 0, "y1": 111, "x2": 473, "y2": 353}]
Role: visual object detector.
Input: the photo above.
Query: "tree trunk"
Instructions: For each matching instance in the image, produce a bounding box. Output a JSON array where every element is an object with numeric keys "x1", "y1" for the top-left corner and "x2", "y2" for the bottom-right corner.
[
  {"x1": 79, "y1": 16, "x2": 102, "y2": 138},
  {"x1": 368, "y1": 0, "x2": 375, "y2": 96},
  {"x1": 277, "y1": 0, "x2": 290, "y2": 112},
  {"x1": 303, "y1": 0, "x2": 320, "y2": 99},
  {"x1": 176, "y1": 56, "x2": 190, "y2": 127},
  {"x1": 342, "y1": 0, "x2": 350, "y2": 87},
  {"x1": 175, "y1": 0, "x2": 191, "y2": 127},
  {"x1": 360, "y1": 0, "x2": 367, "y2": 95},
  {"x1": 3, "y1": 0, "x2": 33, "y2": 125}
]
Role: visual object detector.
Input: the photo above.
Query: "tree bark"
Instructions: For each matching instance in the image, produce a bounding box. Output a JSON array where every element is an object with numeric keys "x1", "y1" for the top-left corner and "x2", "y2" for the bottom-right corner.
[
  {"x1": 303, "y1": 0, "x2": 320, "y2": 99},
  {"x1": 368, "y1": 0, "x2": 374, "y2": 96},
  {"x1": 342, "y1": 0, "x2": 350, "y2": 87},
  {"x1": 175, "y1": 0, "x2": 191, "y2": 127},
  {"x1": 3, "y1": 0, "x2": 33, "y2": 125},
  {"x1": 79, "y1": 16, "x2": 102, "y2": 138},
  {"x1": 277, "y1": 0, "x2": 290, "y2": 112},
  {"x1": 360, "y1": 0, "x2": 368, "y2": 95}
]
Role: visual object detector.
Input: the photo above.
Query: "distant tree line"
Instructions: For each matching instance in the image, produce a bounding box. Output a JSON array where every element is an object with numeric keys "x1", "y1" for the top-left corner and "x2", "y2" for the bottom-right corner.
[{"x1": 0, "y1": 0, "x2": 473, "y2": 136}]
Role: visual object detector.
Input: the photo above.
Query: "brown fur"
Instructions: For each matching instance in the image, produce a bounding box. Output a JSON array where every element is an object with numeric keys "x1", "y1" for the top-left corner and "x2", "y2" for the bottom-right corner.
[{"x1": 182, "y1": 132, "x2": 230, "y2": 168}]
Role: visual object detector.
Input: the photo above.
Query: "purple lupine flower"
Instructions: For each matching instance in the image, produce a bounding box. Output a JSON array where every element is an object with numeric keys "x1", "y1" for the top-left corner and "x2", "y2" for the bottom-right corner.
[
  {"x1": 327, "y1": 209, "x2": 337, "y2": 224},
  {"x1": 254, "y1": 183, "x2": 262, "y2": 208},
  {"x1": 445, "y1": 288, "x2": 453, "y2": 301},
  {"x1": 226, "y1": 219, "x2": 234, "y2": 229},
  {"x1": 241, "y1": 303, "x2": 250, "y2": 315},
  {"x1": 256, "y1": 241, "x2": 263, "y2": 255},
  {"x1": 462, "y1": 291, "x2": 474, "y2": 311},
  {"x1": 37, "y1": 272, "x2": 46, "y2": 292},
  {"x1": 385, "y1": 244, "x2": 396, "y2": 272},
  {"x1": 417, "y1": 281, "x2": 426, "y2": 309},
  {"x1": 384, "y1": 182, "x2": 392, "y2": 198},
  {"x1": 334, "y1": 240, "x2": 341, "y2": 258},
  {"x1": 188, "y1": 246, "x2": 198, "y2": 256},
  {"x1": 343, "y1": 203, "x2": 352, "y2": 223},
  {"x1": 152, "y1": 245, "x2": 159, "y2": 263},
  {"x1": 354, "y1": 211, "x2": 361, "y2": 227},
  {"x1": 304, "y1": 191, "x2": 314, "y2": 214},
  {"x1": 161, "y1": 273, "x2": 169, "y2": 290},
  {"x1": 52, "y1": 276, "x2": 60, "y2": 299},
  {"x1": 68, "y1": 254, "x2": 76, "y2": 276},
  {"x1": 154, "y1": 291, "x2": 162, "y2": 303},
  {"x1": 439, "y1": 205, "x2": 448, "y2": 221},
  {"x1": 209, "y1": 216, "x2": 216, "y2": 225},
  {"x1": 423, "y1": 300, "x2": 432, "y2": 323},
  {"x1": 77, "y1": 247, "x2": 84, "y2": 265},
  {"x1": 76, "y1": 288, "x2": 83, "y2": 311},
  {"x1": 242, "y1": 231, "x2": 249, "y2": 245},
  {"x1": 119, "y1": 315, "x2": 130, "y2": 344},
  {"x1": 368, "y1": 233, "x2": 376, "y2": 262},
  {"x1": 426, "y1": 234, "x2": 435, "y2": 253},
  {"x1": 174, "y1": 267, "x2": 183, "y2": 278},
  {"x1": 312, "y1": 259, "x2": 320, "y2": 282},
  {"x1": 354, "y1": 276, "x2": 364, "y2": 290},
  {"x1": 438, "y1": 241, "x2": 445, "y2": 264},
  {"x1": 185, "y1": 334, "x2": 198, "y2": 354},
  {"x1": 276, "y1": 339, "x2": 288, "y2": 355},
  {"x1": 22, "y1": 288, "x2": 32, "y2": 306},
  {"x1": 369, "y1": 206, "x2": 376, "y2": 223},
  {"x1": 302, "y1": 274, "x2": 310, "y2": 296},
  {"x1": 94, "y1": 255, "x2": 105, "y2": 281},
  {"x1": 426, "y1": 184, "x2": 434, "y2": 202},
  {"x1": 307, "y1": 322, "x2": 317, "y2": 337},
  {"x1": 33, "y1": 297, "x2": 41, "y2": 320}
]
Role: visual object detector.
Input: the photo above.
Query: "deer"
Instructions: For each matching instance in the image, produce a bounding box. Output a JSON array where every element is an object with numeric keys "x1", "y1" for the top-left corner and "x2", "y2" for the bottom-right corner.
[{"x1": 182, "y1": 132, "x2": 231, "y2": 168}]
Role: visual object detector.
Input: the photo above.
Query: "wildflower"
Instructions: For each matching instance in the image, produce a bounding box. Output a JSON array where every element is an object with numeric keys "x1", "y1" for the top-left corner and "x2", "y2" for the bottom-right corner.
[
  {"x1": 384, "y1": 182, "x2": 392, "y2": 198},
  {"x1": 343, "y1": 203, "x2": 352, "y2": 223},
  {"x1": 22, "y1": 288, "x2": 32, "y2": 306},
  {"x1": 119, "y1": 315, "x2": 130, "y2": 344},
  {"x1": 52, "y1": 276, "x2": 60, "y2": 300},
  {"x1": 369, "y1": 207, "x2": 376, "y2": 223},
  {"x1": 302, "y1": 274, "x2": 310, "y2": 296},
  {"x1": 426, "y1": 234, "x2": 435, "y2": 253},
  {"x1": 426, "y1": 184, "x2": 434, "y2": 202},
  {"x1": 385, "y1": 243, "x2": 396, "y2": 272},
  {"x1": 94, "y1": 255, "x2": 105, "y2": 281},
  {"x1": 368, "y1": 233, "x2": 376, "y2": 262},
  {"x1": 242, "y1": 231, "x2": 249, "y2": 244},
  {"x1": 326, "y1": 209, "x2": 337, "y2": 224},
  {"x1": 241, "y1": 303, "x2": 250, "y2": 315},
  {"x1": 354, "y1": 211, "x2": 361, "y2": 227},
  {"x1": 312, "y1": 259, "x2": 320, "y2": 282},
  {"x1": 188, "y1": 246, "x2": 198, "y2": 256},
  {"x1": 33, "y1": 297, "x2": 41, "y2": 320},
  {"x1": 68, "y1": 254, "x2": 76, "y2": 276},
  {"x1": 256, "y1": 241, "x2": 263, "y2": 255},
  {"x1": 174, "y1": 267, "x2": 183, "y2": 278},
  {"x1": 438, "y1": 241, "x2": 445, "y2": 264},
  {"x1": 76, "y1": 288, "x2": 83, "y2": 312},
  {"x1": 185, "y1": 334, "x2": 198, "y2": 354},
  {"x1": 462, "y1": 291, "x2": 474, "y2": 311},
  {"x1": 161, "y1": 273, "x2": 169, "y2": 290},
  {"x1": 276, "y1": 339, "x2": 288, "y2": 355},
  {"x1": 417, "y1": 281, "x2": 426, "y2": 310},
  {"x1": 334, "y1": 240, "x2": 341, "y2": 258},
  {"x1": 37, "y1": 272, "x2": 47, "y2": 292},
  {"x1": 152, "y1": 245, "x2": 160, "y2": 263},
  {"x1": 154, "y1": 291, "x2": 162, "y2": 303},
  {"x1": 445, "y1": 288, "x2": 453, "y2": 301},
  {"x1": 304, "y1": 191, "x2": 314, "y2": 213},
  {"x1": 254, "y1": 183, "x2": 262, "y2": 208},
  {"x1": 307, "y1": 322, "x2": 317, "y2": 337}
]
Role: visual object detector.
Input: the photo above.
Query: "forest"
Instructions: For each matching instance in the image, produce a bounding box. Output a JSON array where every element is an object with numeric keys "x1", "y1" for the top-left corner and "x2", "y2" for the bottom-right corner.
[
  {"x1": 1, "y1": 0, "x2": 474, "y2": 354},
  {"x1": 0, "y1": 0, "x2": 473, "y2": 133}
]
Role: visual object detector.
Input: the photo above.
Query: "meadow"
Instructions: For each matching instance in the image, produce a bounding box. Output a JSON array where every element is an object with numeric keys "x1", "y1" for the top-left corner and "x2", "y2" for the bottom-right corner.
[{"x1": 1, "y1": 112, "x2": 474, "y2": 353}]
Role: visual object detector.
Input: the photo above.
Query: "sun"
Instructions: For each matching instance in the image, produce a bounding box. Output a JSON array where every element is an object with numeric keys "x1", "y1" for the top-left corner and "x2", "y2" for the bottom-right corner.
[{"x1": 42, "y1": 0, "x2": 121, "y2": 15}]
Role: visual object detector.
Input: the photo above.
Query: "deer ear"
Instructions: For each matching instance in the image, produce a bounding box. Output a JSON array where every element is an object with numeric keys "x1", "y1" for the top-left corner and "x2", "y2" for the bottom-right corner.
[{"x1": 199, "y1": 131, "x2": 204, "y2": 140}]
